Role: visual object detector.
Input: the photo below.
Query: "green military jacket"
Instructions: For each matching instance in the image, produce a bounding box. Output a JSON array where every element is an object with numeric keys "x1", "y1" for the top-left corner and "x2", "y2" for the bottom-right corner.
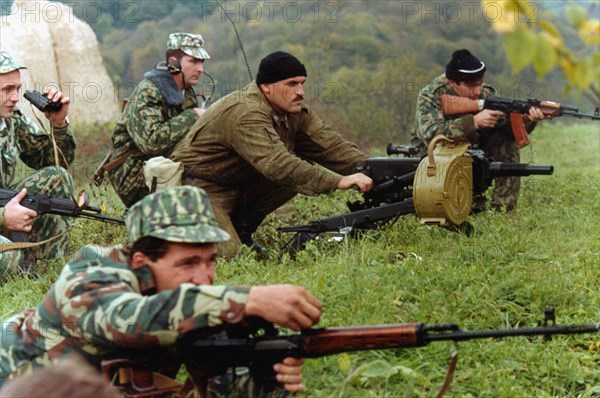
[
  {"x1": 413, "y1": 74, "x2": 538, "y2": 148},
  {"x1": 0, "y1": 110, "x2": 76, "y2": 226},
  {"x1": 413, "y1": 74, "x2": 499, "y2": 143},
  {"x1": 109, "y1": 73, "x2": 199, "y2": 207},
  {"x1": 0, "y1": 245, "x2": 250, "y2": 385},
  {"x1": 172, "y1": 82, "x2": 367, "y2": 196}
]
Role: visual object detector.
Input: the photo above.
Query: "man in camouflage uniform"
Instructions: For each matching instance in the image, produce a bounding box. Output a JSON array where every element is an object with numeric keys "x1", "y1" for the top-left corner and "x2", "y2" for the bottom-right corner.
[
  {"x1": 0, "y1": 51, "x2": 75, "y2": 273},
  {"x1": 0, "y1": 186, "x2": 321, "y2": 395},
  {"x1": 108, "y1": 32, "x2": 210, "y2": 207},
  {"x1": 412, "y1": 49, "x2": 544, "y2": 210},
  {"x1": 172, "y1": 51, "x2": 373, "y2": 256}
]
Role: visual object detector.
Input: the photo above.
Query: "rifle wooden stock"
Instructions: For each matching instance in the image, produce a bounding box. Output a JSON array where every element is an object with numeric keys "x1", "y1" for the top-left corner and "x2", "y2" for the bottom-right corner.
[
  {"x1": 440, "y1": 94, "x2": 481, "y2": 115},
  {"x1": 300, "y1": 323, "x2": 422, "y2": 357}
]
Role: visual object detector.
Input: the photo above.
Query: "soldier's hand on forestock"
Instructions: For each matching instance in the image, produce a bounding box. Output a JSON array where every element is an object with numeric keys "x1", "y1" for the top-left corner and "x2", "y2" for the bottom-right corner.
[
  {"x1": 274, "y1": 357, "x2": 306, "y2": 392},
  {"x1": 193, "y1": 107, "x2": 206, "y2": 117},
  {"x1": 2, "y1": 188, "x2": 37, "y2": 232},
  {"x1": 43, "y1": 86, "x2": 70, "y2": 128},
  {"x1": 474, "y1": 109, "x2": 504, "y2": 129},
  {"x1": 245, "y1": 285, "x2": 322, "y2": 331},
  {"x1": 338, "y1": 173, "x2": 373, "y2": 193},
  {"x1": 524, "y1": 106, "x2": 545, "y2": 122}
]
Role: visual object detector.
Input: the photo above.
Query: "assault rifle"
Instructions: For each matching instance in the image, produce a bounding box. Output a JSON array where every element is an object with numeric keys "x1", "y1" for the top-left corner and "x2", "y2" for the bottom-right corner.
[
  {"x1": 0, "y1": 188, "x2": 124, "y2": 273},
  {"x1": 0, "y1": 188, "x2": 125, "y2": 228},
  {"x1": 101, "y1": 308, "x2": 600, "y2": 398},
  {"x1": 441, "y1": 94, "x2": 600, "y2": 148},
  {"x1": 278, "y1": 138, "x2": 553, "y2": 256}
]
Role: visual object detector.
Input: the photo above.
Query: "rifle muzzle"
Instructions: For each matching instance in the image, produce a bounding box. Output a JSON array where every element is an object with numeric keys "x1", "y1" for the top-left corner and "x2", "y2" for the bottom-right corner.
[{"x1": 488, "y1": 163, "x2": 554, "y2": 177}]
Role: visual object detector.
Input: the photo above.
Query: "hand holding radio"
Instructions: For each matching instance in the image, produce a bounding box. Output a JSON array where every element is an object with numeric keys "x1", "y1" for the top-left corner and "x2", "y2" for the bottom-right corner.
[{"x1": 23, "y1": 87, "x2": 70, "y2": 127}]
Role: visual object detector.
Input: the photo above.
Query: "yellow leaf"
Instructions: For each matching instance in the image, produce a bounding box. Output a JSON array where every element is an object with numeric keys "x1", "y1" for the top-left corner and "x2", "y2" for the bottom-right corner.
[
  {"x1": 338, "y1": 353, "x2": 352, "y2": 374},
  {"x1": 569, "y1": 59, "x2": 595, "y2": 90},
  {"x1": 566, "y1": 5, "x2": 587, "y2": 30},
  {"x1": 533, "y1": 35, "x2": 558, "y2": 77},
  {"x1": 504, "y1": 27, "x2": 537, "y2": 74},
  {"x1": 538, "y1": 21, "x2": 562, "y2": 40},
  {"x1": 484, "y1": 0, "x2": 519, "y2": 33},
  {"x1": 579, "y1": 20, "x2": 600, "y2": 44},
  {"x1": 539, "y1": 29, "x2": 562, "y2": 48}
]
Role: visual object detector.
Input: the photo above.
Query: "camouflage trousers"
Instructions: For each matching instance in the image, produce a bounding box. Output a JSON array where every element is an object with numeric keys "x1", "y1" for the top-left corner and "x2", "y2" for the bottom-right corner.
[
  {"x1": 0, "y1": 166, "x2": 74, "y2": 274},
  {"x1": 479, "y1": 129, "x2": 520, "y2": 211}
]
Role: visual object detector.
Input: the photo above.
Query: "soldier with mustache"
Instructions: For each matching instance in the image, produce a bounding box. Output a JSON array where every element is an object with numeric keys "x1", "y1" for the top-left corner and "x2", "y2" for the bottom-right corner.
[{"x1": 172, "y1": 51, "x2": 372, "y2": 257}]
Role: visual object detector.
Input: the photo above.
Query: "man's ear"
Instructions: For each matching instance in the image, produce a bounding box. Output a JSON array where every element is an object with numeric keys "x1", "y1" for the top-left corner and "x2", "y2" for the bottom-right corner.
[
  {"x1": 130, "y1": 252, "x2": 149, "y2": 269},
  {"x1": 259, "y1": 83, "x2": 271, "y2": 96}
]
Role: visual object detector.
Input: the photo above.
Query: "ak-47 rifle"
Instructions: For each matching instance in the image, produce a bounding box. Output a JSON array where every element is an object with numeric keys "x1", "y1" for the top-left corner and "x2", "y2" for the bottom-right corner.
[
  {"x1": 101, "y1": 308, "x2": 600, "y2": 398},
  {"x1": 440, "y1": 94, "x2": 600, "y2": 148},
  {"x1": 0, "y1": 188, "x2": 125, "y2": 228},
  {"x1": 0, "y1": 188, "x2": 124, "y2": 273},
  {"x1": 278, "y1": 137, "x2": 553, "y2": 256}
]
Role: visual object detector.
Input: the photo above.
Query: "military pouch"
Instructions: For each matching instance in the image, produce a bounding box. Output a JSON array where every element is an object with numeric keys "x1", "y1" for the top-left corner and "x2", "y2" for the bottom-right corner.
[{"x1": 143, "y1": 156, "x2": 184, "y2": 193}]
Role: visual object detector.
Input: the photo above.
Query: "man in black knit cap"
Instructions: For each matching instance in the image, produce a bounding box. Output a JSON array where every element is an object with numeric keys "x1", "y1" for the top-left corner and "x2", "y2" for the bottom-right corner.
[
  {"x1": 172, "y1": 51, "x2": 372, "y2": 256},
  {"x1": 411, "y1": 49, "x2": 545, "y2": 211}
]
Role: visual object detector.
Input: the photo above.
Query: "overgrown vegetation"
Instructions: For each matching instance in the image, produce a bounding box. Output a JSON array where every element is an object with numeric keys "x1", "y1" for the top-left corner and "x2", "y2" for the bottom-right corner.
[
  {"x1": 42, "y1": 0, "x2": 595, "y2": 146},
  {"x1": 1, "y1": 121, "x2": 598, "y2": 396}
]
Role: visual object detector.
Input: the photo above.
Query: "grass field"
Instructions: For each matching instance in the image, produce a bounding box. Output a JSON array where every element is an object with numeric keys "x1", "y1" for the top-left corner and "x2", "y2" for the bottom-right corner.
[{"x1": 1, "y1": 121, "x2": 599, "y2": 397}]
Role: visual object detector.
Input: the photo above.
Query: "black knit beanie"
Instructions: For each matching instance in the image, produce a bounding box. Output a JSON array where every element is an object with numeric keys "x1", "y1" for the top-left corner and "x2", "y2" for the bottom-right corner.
[
  {"x1": 445, "y1": 49, "x2": 486, "y2": 82},
  {"x1": 256, "y1": 51, "x2": 307, "y2": 85}
]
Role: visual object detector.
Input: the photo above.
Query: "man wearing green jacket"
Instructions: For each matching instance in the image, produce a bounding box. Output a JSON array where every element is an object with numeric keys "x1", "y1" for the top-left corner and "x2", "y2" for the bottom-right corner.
[
  {"x1": 108, "y1": 32, "x2": 209, "y2": 207},
  {"x1": 0, "y1": 186, "x2": 321, "y2": 395},
  {"x1": 412, "y1": 49, "x2": 544, "y2": 211},
  {"x1": 0, "y1": 51, "x2": 75, "y2": 273},
  {"x1": 172, "y1": 51, "x2": 372, "y2": 256}
]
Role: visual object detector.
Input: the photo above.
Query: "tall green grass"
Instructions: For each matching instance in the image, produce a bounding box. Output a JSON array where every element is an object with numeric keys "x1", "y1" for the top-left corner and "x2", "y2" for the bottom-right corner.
[{"x1": 1, "y1": 122, "x2": 598, "y2": 397}]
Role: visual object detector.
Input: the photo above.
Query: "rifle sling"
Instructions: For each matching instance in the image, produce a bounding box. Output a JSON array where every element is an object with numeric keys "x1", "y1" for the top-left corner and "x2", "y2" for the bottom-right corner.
[
  {"x1": 435, "y1": 349, "x2": 458, "y2": 398},
  {"x1": 102, "y1": 148, "x2": 145, "y2": 173},
  {"x1": 0, "y1": 231, "x2": 66, "y2": 253}
]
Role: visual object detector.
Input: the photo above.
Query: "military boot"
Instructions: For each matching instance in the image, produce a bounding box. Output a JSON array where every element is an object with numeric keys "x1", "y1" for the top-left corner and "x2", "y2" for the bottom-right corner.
[{"x1": 231, "y1": 210, "x2": 268, "y2": 254}]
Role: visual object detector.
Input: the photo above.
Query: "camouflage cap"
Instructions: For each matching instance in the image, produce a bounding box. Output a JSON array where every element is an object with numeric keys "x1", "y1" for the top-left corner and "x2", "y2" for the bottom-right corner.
[
  {"x1": 167, "y1": 32, "x2": 210, "y2": 60},
  {"x1": 126, "y1": 186, "x2": 229, "y2": 244},
  {"x1": 0, "y1": 51, "x2": 26, "y2": 74}
]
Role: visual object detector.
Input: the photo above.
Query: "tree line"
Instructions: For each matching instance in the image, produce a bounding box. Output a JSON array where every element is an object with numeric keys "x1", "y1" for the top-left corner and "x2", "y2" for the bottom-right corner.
[{"x1": 41, "y1": 0, "x2": 591, "y2": 148}]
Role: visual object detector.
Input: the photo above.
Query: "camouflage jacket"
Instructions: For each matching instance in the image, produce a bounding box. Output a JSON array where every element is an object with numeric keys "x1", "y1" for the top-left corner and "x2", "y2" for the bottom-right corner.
[
  {"x1": 413, "y1": 74, "x2": 503, "y2": 143},
  {"x1": 0, "y1": 110, "x2": 75, "y2": 225},
  {"x1": 0, "y1": 245, "x2": 250, "y2": 385},
  {"x1": 172, "y1": 82, "x2": 367, "y2": 196},
  {"x1": 109, "y1": 71, "x2": 199, "y2": 207}
]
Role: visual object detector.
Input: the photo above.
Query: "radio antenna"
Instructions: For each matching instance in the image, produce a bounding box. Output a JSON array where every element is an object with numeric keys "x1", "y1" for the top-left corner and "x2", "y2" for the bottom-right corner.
[{"x1": 215, "y1": 0, "x2": 253, "y2": 82}]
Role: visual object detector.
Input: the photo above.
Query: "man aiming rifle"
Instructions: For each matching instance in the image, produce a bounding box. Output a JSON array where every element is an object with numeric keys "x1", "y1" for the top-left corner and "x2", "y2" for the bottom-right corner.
[
  {"x1": 0, "y1": 186, "x2": 321, "y2": 397},
  {"x1": 412, "y1": 49, "x2": 546, "y2": 211}
]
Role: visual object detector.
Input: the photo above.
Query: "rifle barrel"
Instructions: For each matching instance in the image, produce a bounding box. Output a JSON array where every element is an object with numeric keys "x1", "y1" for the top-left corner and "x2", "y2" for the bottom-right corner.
[
  {"x1": 425, "y1": 324, "x2": 600, "y2": 343},
  {"x1": 560, "y1": 110, "x2": 600, "y2": 120},
  {"x1": 488, "y1": 162, "x2": 553, "y2": 177}
]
